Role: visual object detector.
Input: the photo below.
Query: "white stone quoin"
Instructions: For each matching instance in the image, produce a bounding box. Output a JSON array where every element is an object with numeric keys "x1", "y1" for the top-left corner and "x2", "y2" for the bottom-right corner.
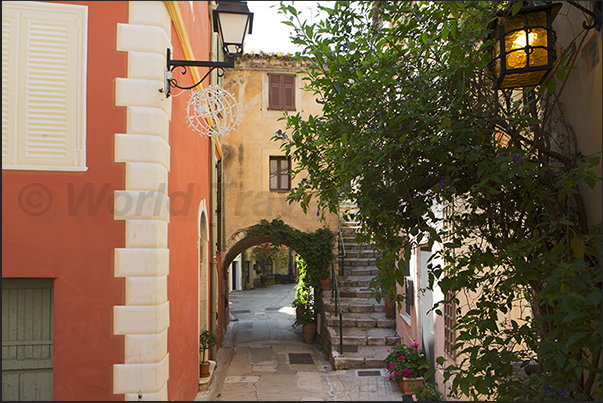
[{"x1": 113, "y1": 2, "x2": 172, "y2": 400}]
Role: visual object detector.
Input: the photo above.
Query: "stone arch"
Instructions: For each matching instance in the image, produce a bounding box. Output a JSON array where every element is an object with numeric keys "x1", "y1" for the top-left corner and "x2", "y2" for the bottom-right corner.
[
  {"x1": 222, "y1": 226, "x2": 281, "y2": 274},
  {"x1": 222, "y1": 219, "x2": 335, "y2": 280}
]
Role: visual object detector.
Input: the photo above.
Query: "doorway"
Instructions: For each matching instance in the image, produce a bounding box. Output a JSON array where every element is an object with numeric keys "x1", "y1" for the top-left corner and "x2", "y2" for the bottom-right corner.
[{"x1": 2, "y1": 278, "x2": 54, "y2": 401}]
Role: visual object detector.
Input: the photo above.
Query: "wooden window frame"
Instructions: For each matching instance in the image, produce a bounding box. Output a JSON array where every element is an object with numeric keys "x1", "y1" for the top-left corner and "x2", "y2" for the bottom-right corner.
[
  {"x1": 269, "y1": 156, "x2": 291, "y2": 192},
  {"x1": 267, "y1": 73, "x2": 296, "y2": 111}
]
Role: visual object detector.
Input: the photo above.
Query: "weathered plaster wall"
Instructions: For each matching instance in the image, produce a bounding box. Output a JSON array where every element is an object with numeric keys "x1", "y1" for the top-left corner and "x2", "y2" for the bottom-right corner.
[
  {"x1": 221, "y1": 55, "x2": 339, "y2": 257},
  {"x1": 554, "y1": 1, "x2": 602, "y2": 224}
]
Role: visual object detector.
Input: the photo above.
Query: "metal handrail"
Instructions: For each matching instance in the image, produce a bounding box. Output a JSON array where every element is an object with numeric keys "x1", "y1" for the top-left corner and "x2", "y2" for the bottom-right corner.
[
  {"x1": 332, "y1": 212, "x2": 347, "y2": 355},
  {"x1": 332, "y1": 260, "x2": 343, "y2": 354}
]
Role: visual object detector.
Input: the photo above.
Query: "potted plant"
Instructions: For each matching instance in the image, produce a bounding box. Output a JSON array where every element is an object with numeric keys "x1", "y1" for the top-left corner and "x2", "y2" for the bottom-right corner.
[
  {"x1": 319, "y1": 268, "x2": 332, "y2": 291},
  {"x1": 199, "y1": 329, "x2": 219, "y2": 378},
  {"x1": 292, "y1": 288, "x2": 316, "y2": 343},
  {"x1": 384, "y1": 341, "x2": 432, "y2": 394},
  {"x1": 294, "y1": 305, "x2": 316, "y2": 344},
  {"x1": 411, "y1": 381, "x2": 445, "y2": 401}
]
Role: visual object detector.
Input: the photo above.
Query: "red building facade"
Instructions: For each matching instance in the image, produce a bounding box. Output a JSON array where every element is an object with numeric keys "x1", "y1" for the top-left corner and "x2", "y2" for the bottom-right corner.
[{"x1": 2, "y1": 1, "x2": 226, "y2": 400}]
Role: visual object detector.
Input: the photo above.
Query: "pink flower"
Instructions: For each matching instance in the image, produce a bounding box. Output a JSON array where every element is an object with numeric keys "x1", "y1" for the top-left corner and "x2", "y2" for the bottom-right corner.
[
  {"x1": 389, "y1": 375, "x2": 393, "y2": 381},
  {"x1": 404, "y1": 368, "x2": 413, "y2": 377},
  {"x1": 386, "y1": 347, "x2": 390, "y2": 351},
  {"x1": 389, "y1": 363, "x2": 395, "y2": 369},
  {"x1": 412, "y1": 342, "x2": 419, "y2": 348}
]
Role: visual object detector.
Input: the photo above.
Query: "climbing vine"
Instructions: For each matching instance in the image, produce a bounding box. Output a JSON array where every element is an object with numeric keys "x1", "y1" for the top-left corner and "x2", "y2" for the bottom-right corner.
[{"x1": 246, "y1": 219, "x2": 335, "y2": 288}]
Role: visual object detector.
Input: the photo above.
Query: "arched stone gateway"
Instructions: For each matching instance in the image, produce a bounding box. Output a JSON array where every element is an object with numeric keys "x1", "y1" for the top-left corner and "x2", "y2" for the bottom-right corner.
[
  {"x1": 222, "y1": 219, "x2": 337, "y2": 280},
  {"x1": 223, "y1": 223, "x2": 297, "y2": 274}
]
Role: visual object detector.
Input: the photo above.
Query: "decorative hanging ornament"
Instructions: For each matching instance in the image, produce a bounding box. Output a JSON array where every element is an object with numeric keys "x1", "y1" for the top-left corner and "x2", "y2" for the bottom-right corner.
[{"x1": 186, "y1": 85, "x2": 242, "y2": 138}]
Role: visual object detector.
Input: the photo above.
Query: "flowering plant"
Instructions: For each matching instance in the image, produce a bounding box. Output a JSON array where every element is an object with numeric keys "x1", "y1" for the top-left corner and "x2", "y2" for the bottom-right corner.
[
  {"x1": 411, "y1": 381, "x2": 444, "y2": 401},
  {"x1": 384, "y1": 342, "x2": 430, "y2": 382}
]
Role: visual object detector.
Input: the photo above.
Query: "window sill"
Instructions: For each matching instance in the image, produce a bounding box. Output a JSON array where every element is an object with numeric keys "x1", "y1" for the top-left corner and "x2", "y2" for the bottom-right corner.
[
  {"x1": 400, "y1": 312, "x2": 411, "y2": 327},
  {"x1": 2, "y1": 165, "x2": 88, "y2": 172}
]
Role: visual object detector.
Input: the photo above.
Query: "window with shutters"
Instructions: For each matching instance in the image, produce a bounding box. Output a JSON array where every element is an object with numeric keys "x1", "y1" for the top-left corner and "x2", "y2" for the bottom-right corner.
[
  {"x1": 269, "y1": 156, "x2": 290, "y2": 191},
  {"x1": 442, "y1": 202, "x2": 454, "y2": 243},
  {"x1": 2, "y1": 2, "x2": 87, "y2": 171},
  {"x1": 444, "y1": 290, "x2": 456, "y2": 358},
  {"x1": 403, "y1": 260, "x2": 414, "y2": 316},
  {"x1": 268, "y1": 73, "x2": 296, "y2": 111}
]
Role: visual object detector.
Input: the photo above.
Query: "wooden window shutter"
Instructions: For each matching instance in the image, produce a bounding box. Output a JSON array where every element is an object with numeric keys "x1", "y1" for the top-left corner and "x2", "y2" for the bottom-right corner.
[
  {"x1": 268, "y1": 73, "x2": 282, "y2": 110},
  {"x1": 2, "y1": 2, "x2": 87, "y2": 170},
  {"x1": 283, "y1": 74, "x2": 295, "y2": 111},
  {"x1": 2, "y1": 9, "x2": 18, "y2": 166},
  {"x1": 268, "y1": 73, "x2": 296, "y2": 111}
]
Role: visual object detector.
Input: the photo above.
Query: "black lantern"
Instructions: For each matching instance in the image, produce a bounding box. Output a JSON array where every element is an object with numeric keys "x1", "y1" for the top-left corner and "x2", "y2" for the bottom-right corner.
[
  {"x1": 489, "y1": 2, "x2": 562, "y2": 90},
  {"x1": 213, "y1": 1, "x2": 254, "y2": 60},
  {"x1": 160, "y1": 1, "x2": 253, "y2": 97}
]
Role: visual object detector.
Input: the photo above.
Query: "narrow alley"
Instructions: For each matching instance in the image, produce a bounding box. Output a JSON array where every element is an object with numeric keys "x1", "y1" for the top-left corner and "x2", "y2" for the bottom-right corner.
[{"x1": 195, "y1": 284, "x2": 409, "y2": 401}]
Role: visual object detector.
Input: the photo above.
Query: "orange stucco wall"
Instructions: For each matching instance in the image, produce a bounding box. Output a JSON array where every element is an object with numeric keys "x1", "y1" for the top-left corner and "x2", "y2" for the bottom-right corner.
[
  {"x1": 1, "y1": 1, "x2": 128, "y2": 400},
  {"x1": 165, "y1": 2, "x2": 214, "y2": 400}
]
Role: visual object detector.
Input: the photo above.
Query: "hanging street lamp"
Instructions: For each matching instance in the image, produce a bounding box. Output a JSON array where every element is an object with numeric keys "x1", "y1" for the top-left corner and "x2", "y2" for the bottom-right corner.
[
  {"x1": 488, "y1": 2, "x2": 562, "y2": 91},
  {"x1": 161, "y1": 1, "x2": 253, "y2": 98},
  {"x1": 213, "y1": 0, "x2": 254, "y2": 59}
]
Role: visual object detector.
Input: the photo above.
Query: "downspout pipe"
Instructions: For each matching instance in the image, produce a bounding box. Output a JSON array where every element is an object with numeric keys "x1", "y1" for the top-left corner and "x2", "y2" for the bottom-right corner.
[{"x1": 209, "y1": 0, "x2": 219, "y2": 361}]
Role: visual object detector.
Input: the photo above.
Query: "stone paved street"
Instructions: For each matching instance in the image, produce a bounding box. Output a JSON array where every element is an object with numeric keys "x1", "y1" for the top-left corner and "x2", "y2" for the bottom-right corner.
[{"x1": 195, "y1": 284, "x2": 407, "y2": 401}]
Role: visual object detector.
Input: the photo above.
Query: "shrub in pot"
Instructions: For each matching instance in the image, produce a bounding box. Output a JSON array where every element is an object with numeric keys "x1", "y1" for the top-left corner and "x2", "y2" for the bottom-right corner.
[{"x1": 199, "y1": 330, "x2": 218, "y2": 377}]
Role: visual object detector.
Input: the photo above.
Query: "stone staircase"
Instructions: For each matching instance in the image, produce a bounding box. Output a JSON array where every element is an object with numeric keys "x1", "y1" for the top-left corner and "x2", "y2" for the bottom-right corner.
[{"x1": 320, "y1": 204, "x2": 400, "y2": 370}]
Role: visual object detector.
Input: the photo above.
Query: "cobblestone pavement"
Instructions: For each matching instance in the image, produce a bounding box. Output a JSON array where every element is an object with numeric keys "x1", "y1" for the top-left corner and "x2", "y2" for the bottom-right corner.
[{"x1": 194, "y1": 284, "x2": 407, "y2": 401}]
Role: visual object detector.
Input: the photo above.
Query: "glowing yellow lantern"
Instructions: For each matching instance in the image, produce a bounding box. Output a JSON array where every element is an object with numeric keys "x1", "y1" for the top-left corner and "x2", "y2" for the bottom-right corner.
[{"x1": 489, "y1": 2, "x2": 562, "y2": 90}]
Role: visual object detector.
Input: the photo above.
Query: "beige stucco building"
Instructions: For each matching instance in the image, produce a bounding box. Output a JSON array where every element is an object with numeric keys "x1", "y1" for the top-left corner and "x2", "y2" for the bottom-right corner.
[{"x1": 220, "y1": 53, "x2": 338, "y2": 290}]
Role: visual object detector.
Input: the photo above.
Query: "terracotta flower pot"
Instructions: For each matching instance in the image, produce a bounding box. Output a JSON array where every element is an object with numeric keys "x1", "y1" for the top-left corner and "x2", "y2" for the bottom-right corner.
[
  {"x1": 296, "y1": 305, "x2": 304, "y2": 319},
  {"x1": 245, "y1": 283, "x2": 252, "y2": 290},
  {"x1": 398, "y1": 377, "x2": 424, "y2": 395},
  {"x1": 320, "y1": 278, "x2": 332, "y2": 291},
  {"x1": 302, "y1": 322, "x2": 316, "y2": 344},
  {"x1": 200, "y1": 361, "x2": 211, "y2": 378}
]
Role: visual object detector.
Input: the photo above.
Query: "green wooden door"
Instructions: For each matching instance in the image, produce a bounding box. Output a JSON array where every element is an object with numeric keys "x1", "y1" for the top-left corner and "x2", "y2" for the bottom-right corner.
[{"x1": 2, "y1": 279, "x2": 54, "y2": 401}]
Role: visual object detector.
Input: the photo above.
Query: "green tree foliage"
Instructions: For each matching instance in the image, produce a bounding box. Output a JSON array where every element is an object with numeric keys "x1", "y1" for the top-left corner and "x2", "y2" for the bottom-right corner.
[{"x1": 275, "y1": 1, "x2": 602, "y2": 400}]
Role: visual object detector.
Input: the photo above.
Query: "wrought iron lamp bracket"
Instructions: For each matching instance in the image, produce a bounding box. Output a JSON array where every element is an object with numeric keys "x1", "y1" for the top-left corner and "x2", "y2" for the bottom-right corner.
[
  {"x1": 567, "y1": 1, "x2": 602, "y2": 31},
  {"x1": 159, "y1": 48, "x2": 234, "y2": 98}
]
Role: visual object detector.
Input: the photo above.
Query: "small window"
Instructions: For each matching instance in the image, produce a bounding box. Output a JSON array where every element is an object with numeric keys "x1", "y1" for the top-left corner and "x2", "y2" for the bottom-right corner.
[
  {"x1": 269, "y1": 156, "x2": 290, "y2": 191},
  {"x1": 264, "y1": 258, "x2": 273, "y2": 275},
  {"x1": 444, "y1": 291, "x2": 456, "y2": 358},
  {"x1": 268, "y1": 73, "x2": 295, "y2": 111},
  {"x1": 404, "y1": 261, "x2": 413, "y2": 316}
]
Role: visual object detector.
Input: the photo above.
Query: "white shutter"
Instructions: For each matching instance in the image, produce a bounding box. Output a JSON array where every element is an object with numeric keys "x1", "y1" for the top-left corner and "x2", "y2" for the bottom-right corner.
[
  {"x1": 2, "y1": 2, "x2": 87, "y2": 171},
  {"x1": 1, "y1": 9, "x2": 18, "y2": 166}
]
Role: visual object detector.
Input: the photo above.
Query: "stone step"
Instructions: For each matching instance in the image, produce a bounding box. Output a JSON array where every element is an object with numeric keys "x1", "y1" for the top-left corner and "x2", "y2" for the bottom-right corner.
[
  {"x1": 343, "y1": 248, "x2": 377, "y2": 261},
  {"x1": 347, "y1": 267, "x2": 379, "y2": 276},
  {"x1": 331, "y1": 345, "x2": 392, "y2": 370},
  {"x1": 342, "y1": 257, "x2": 377, "y2": 267},
  {"x1": 325, "y1": 298, "x2": 385, "y2": 314},
  {"x1": 326, "y1": 326, "x2": 400, "y2": 347},
  {"x1": 340, "y1": 275, "x2": 374, "y2": 288},
  {"x1": 325, "y1": 312, "x2": 396, "y2": 329},
  {"x1": 343, "y1": 243, "x2": 375, "y2": 252},
  {"x1": 338, "y1": 287, "x2": 373, "y2": 299}
]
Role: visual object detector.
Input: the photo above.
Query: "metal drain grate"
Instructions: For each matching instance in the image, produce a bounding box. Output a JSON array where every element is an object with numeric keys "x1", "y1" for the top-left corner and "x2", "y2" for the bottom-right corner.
[
  {"x1": 357, "y1": 370, "x2": 382, "y2": 377},
  {"x1": 288, "y1": 353, "x2": 314, "y2": 364},
  {"x1": 264, "y1": 307, "x2": 280, "y2": 311},
  {"x1": 230, "y1": 310, "x2": 251, "y2": 314}
]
